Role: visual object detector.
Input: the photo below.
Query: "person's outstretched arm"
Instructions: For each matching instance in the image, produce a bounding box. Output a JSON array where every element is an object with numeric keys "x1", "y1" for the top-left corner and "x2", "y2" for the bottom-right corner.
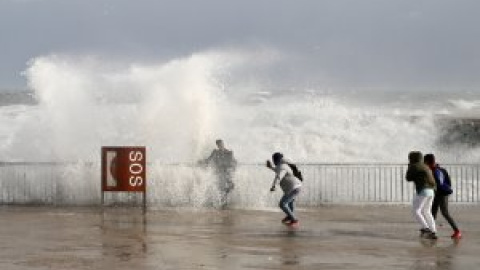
[
  {"x1": 204, "y1": 150, "x2": 216, "y2": 164},
  {"x1": 269, "y1": 164, "x2": 286, "y2": 191},
  {"x1": 266, "y1": 160, "x2": 275, "y2": 172}
]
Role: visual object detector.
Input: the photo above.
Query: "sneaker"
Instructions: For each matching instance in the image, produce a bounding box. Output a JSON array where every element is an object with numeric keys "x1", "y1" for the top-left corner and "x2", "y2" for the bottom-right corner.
[
  {"x1": 425, "y1": 232, "x2": 438, "y2": 240},
  {"x1": 288, "y1": 220, "x2": 299, "y2": 227},
  {"x1": 451, "y1": 230, "x2": 462, "y2": 239},
  {"x1": 281, "y1": 217, "x2": 291, "y2": 224},
  {"x1": 420, "y1": 228, "x2": 431, "y2": 237}
]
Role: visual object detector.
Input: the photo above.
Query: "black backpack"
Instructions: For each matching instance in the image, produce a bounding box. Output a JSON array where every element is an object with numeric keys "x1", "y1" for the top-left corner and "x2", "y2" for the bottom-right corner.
[{"x1": 287, "y1": 163, "x2": 303, "y2": 181}]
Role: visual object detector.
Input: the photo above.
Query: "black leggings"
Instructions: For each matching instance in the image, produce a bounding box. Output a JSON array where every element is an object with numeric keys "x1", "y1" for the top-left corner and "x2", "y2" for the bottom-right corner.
[{"x1": 432, "y1": 194, "x2": 459, "y2": 231}]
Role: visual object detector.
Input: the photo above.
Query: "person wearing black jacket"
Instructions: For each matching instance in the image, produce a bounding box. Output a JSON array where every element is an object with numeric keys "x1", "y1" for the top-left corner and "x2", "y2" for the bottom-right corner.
[{"x1": 424, "y1": 154, "x2": 462, "y2": 239}]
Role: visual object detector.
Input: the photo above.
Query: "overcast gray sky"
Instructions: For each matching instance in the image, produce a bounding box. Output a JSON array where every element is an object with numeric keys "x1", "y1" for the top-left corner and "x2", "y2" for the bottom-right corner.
[{"x1": 1, "y1": 0, "x2": 480, "y2": 90}]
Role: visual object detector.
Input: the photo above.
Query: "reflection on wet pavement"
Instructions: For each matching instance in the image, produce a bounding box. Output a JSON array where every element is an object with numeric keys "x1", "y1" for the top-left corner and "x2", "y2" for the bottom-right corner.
[{"x1": 0, "y1": 205, "x2": 478, "y2": 269}]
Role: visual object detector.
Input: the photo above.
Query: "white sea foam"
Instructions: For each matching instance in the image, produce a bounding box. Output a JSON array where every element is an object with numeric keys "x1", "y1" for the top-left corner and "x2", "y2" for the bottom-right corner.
[
  {"x1": 1, "y1": 50, "x2": 479, "y2": 163},
  {"x1": 448, "y1": 99, "x2": 480, "y2": 111}
]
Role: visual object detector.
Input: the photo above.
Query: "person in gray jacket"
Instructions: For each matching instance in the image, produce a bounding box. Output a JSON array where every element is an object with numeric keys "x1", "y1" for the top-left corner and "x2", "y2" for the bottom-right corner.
[
  {"x1": 406, "y1": 151, "x2": 437, "y2": 239},
  {"x1": 266, "y1": 152, "x2": 302, "y2": 227}
]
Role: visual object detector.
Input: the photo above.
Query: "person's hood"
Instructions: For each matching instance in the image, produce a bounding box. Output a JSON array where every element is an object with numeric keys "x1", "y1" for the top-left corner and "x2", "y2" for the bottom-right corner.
[{"x1": 408, "y1": 151, "x2": 423, "y2": 164}]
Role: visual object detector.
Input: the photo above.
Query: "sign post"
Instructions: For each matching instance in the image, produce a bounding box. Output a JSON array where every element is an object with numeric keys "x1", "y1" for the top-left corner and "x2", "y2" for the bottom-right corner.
[{"x1": 101, "y1": 146, "x2": 146, "y2": 212}]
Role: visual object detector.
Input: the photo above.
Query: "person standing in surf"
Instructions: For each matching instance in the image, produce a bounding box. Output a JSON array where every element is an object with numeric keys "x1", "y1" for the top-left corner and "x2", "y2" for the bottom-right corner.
[
  {"x1": 406, "y1": 151, "x2": 438, "y2": 240},
  {"x1": 203, "y1": 139, "x2": 237, "y2": 207},
  {"x1": 266, "y1": 152, "x2": 302, "y2": 227},
  {"x1": 424, "y1": 154, "x2": 462, "y2": 239}
]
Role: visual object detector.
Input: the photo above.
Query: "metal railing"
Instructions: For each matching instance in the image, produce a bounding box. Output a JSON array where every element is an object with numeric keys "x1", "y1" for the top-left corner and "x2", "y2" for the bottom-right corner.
[
  {"x1": 0, "y1": 162, "x2": 479, "y2": 206},
  {"x1": 297, "y1": 164, "x2": 480, "y2": 205}
]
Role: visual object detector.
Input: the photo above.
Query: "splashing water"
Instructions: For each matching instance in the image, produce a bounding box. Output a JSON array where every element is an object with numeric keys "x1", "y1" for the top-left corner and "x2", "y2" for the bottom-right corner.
[{"x1": 1, "y1": 48, "x2": 480, "y2": 207}]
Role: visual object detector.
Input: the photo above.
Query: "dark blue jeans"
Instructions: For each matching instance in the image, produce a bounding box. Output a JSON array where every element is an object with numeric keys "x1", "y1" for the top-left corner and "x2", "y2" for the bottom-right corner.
[{"x1": 279, "y1": 188, "x2": 300, "y2": 221}]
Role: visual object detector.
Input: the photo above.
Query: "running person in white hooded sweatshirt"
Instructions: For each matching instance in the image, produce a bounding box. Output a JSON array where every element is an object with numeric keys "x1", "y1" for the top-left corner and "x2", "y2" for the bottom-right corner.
[{"x1": 266, "y1": 152, "x2": 302, "y2": 227}]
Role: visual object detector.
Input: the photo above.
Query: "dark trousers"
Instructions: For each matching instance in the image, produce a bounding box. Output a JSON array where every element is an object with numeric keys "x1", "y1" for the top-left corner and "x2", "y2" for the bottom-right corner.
[
  {"x1": 432, "y1": 194, "x2": 459, "y2": 231},
  {"x1": 216, "y1": 169, "x2": 234, "y2": 207}
]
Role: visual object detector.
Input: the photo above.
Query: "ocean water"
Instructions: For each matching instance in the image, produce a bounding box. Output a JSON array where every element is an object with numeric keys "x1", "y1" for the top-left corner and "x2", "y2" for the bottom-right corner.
[{"x1": 1, "y1": 51, "x2": 480, "y2": 206}]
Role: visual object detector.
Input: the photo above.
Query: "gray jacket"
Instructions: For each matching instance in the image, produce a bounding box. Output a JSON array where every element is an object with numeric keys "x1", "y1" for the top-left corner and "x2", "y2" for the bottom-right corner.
[{"x1": 272, "y1": 162, "x2": 302, "y2": 194}]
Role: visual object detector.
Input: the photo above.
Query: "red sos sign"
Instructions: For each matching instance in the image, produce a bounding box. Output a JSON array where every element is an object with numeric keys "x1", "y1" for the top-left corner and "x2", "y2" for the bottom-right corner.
[{"x1": 102, "y1": 147, "x2": 146, "y2": 192}]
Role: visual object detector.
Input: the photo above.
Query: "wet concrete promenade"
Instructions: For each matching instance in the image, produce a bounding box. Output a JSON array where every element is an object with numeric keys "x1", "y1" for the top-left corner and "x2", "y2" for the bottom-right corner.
[{"x1": 0, "y1": 205, "x2": 479, "y2": 270}]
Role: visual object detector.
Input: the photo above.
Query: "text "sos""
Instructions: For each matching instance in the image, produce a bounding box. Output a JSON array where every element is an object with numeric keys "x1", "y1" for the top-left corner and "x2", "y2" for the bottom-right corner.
[{"x1": 128, "y1": 151, "x2": 144, "y2": 187}]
